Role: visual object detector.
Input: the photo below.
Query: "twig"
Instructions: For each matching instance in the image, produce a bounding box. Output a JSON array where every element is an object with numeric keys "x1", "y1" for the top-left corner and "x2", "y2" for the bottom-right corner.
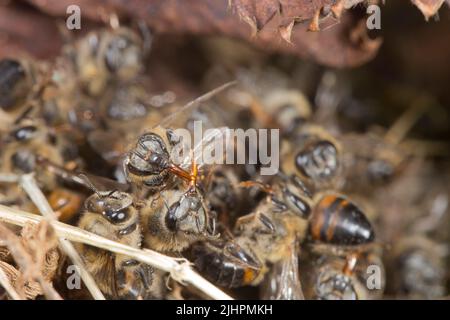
[
  {"x1": 0, "y1": 264, "x2": 23, "y2": 300},
  {"x1": 0, "y1": 173, "x2": 19, "y2": 183},
  {"x1": 19, "y1": 174, "x2": 105, "y2": 300},
  {"x1": 0, "y1": 204, "x2": 233, "y2": 300}
]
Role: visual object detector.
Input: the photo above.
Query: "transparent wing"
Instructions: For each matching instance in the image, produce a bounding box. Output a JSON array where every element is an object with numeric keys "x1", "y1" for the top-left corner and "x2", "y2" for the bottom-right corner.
[
  {"x1": 87, "y1": 129, "x2": 129, "y2": 165},
  {"x1": 261, "y1": 242, "x2": 305, "y2": 300},
  {"x1": 37, "y1": 156, "x2": 130, "y2": 192}
]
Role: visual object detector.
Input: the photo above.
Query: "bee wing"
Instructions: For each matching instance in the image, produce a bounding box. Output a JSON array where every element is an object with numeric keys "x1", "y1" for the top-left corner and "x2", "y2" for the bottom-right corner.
[
  {"x1": 81, "y1": 173, "x2": 131, "y2": 193},
  {"x1": 158, "y1": 81, "x2": 236, "y2": 129},
  {"x1": 261, "y1": 243, "x2": 304, "y2": 300},
  {"x1": 87, "y1": 129, "x2": 129, "y2": 165},
  {"x1": 38, "y1": 156, "x2": 130, "y2": 192}
]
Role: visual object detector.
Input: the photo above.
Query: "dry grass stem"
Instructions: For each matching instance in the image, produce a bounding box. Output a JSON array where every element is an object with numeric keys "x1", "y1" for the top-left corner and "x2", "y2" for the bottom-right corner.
[{"x1": 0, "y1": 204, "x2": 233, "y2": 300}]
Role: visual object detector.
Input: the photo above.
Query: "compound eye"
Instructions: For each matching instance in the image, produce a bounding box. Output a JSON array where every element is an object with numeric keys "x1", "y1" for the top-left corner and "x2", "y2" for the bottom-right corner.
[
  {"x1": 189, "y1": 197, "x2": 201, "y2": 211},
  {"x1": 12, "y1": 125, "x2": 37, "y2": 141},
  {"x1": 103, "y1": 208, "x2": 129, "y2": 224},
  {"x1": 0, "y1": 59, "x2": 27, "y2": 110},
  {"x1": 165, "y1": 202, "x2": 180, "y2": 232}
]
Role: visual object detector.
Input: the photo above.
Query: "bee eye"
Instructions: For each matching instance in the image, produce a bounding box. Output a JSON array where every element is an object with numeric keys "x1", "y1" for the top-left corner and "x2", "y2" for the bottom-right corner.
[
  {"x1": 0, "y1": 59, "x2": 27, "y2": 110},
  {"x1": 166, "y1": 202, "x2": 180, "y2": 232},
  {"x1": 189, "y1": 198, "x2": 201, "y2": 211},
  {"x1": 12, "y1": 125, "x2": 37, "y2": 141},
  {"x1": 103, "y1": 208, "x2": 129, "y2": 224}
]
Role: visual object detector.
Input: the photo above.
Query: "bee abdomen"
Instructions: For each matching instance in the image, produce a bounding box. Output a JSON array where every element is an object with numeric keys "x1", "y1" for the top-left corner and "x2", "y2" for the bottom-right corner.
[
  {"x1": 309, "y1": 195, "x2": 375, "y2": 245},
  {"x1": 193, "y1": 243, "x2": 259, "y2": 288}
]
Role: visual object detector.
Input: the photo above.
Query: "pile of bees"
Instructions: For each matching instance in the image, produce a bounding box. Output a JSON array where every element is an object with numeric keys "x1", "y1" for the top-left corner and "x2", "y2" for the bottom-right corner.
[{"x1": 0, "y1": 24, "x2": 448, "y2": 300}]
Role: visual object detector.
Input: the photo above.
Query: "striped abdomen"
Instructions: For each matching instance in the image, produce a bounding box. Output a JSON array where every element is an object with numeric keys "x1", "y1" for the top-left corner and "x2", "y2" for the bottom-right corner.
[{"x1": 309, "y1": 194, "x2": 375, "y2": 245}]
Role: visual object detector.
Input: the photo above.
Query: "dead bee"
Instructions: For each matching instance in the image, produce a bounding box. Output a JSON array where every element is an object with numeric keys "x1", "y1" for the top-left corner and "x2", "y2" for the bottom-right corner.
[
  {"x1": 141, "y1": 181, "x2": 217, "y2": 254},
  {"x1": 100, "y1": 81, "x2": 162, "y2": 133},
  {"x1": 301, "y1": 252, "x2": 363, "y2": 300},
  {"x1": 302, "y1": 243, "x2": 385, "y2": 300},
  {"x1": 194, "y1": 175, "x2": 375, "y2": 290},
  {"x1": 307, "y1": 193, "x2": 375, "y2": 245},
  {"x1": 282, "y1": 124, "x2": 343, "y2": 191},
  {"x1": 193, "y1": 177, "x2": 310, "y2": 289},
  {"x1": 76, "y1": 184, "x2": 165, "y2": 299},
  {"x1": 228, "y1": 82, "x2": 311, "y2": 134},
  {"x1": 124, "y1": 126, "x2": 191, "y2": 192},
  {"x1": 86, "y1": 82, "x2": 166, "y2": 169},
  {"x1": 340, "y1": 133, "x2": 406, "y2": 192},
  {"x1": 203, "y1": 167, "x2": 245, "y2": 226},
  {"x1": 108, "y1": 82, "x2": 235, "y2": 190},
  {"x1": 191, "y1": 239, "x2": 261, "y2": 288},
  {"x1": 69, "y1": 26, "x2": 147, "y2": 96},
  {"x1": 386, "y1": 236, "x2": 446, "y2": 299},
  {"x1": 0, "y1": 110, "x2": 64, "y2": 191}
]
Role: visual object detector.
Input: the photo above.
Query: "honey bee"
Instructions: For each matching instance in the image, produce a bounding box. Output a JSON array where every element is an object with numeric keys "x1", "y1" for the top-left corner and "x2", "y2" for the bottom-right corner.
[
  {"x1": 282, "y1": 125, "x2": 343, "y2": 191},
  {"x1": 193, "y1": 177, "x2": 310, "y2": 290},
  {"x1": 141, "y1": 183, "x2": 217, "y2": 254},
  {"x1": 85, "y1": 82, "x2": 164, "y2": 170},
  {"x1": 191, "y1": 239, "x2": 262, "y2": 288},
  {"x1": 385, "y1": 236, "x2": 446, "y2": 299},
  {"x1": 0, "y1": 109, "x2": 64, "y2": 191},
  {"x1": 339, "y1": 133, "x2": 406, "y2": 192},
  {"x1": 100, "y1": 81, "x2": 162, "y2": 133},
  {"x1": 194, "y1": 174, "x2": 375, "y2": 292},
  {"x1": 228, "y1": 78, "x2": 312, "y2": 134},
  {"x1": 76, "y1": 185, "x2": 165, "y2": 299},
  {"x1": 124, "y1": 126, "x2": 191, "y2": 192},
  {"x1": 123, "y1": 82, "x2": 235, "y2": 192},
  {"x1": 69, "y1": 26, "x2": 147, "y2": 96},
  {"x1": 203, "y1": 167, "x2": 245, "y2": 226}
]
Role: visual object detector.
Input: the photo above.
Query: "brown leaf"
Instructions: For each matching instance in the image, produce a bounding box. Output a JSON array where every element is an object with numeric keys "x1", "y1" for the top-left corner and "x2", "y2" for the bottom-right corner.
[
  {"x1": 411, "y1": 0, "x2": 446, "y2": 20},
  {"x1": 278, "y1": 20, "x2": 295, "y2": 43},
  {"x1": 0, "y1": 0, "x2": 381, "y2": 67}
]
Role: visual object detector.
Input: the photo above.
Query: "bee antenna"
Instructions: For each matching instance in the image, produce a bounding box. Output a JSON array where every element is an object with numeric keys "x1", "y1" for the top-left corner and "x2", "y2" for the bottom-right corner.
[
  {"x1": 13, "y1": 105, "x2": 34, "y2": 125},
  {"x1": 157, "y1": 81, "x2": 237, "y2": 128},
  {"x1": 79, "y1": 174, "x2": 101, "y2": 197},
  {"x1": 107, "y1": 189, "x2": 118, "y2": 198}
]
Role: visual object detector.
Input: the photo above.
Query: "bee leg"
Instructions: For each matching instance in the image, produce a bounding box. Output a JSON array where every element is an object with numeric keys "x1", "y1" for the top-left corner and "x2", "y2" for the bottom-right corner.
[
  {"x1": 116, "y1": 258, "x2": 155, "y2": 300},
  {"x1": 384, "y1": 97, "x2": 430, "y2": 145}
]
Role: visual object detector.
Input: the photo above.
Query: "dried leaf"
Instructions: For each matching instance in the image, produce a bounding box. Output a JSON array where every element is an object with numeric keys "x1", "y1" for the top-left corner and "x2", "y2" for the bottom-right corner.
[
  {"x1": 0, "y1": 222, "x2": 61, "y2": 299},
  {"x1": 13, "y1": 0, "x2": 379, "y2": 67},
  {"x1": 411, "y1": 0, "x2": 446, "y2": 20},
  {"x1": 278, "y1": 20, "x2": 295, "y2": 44}
]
